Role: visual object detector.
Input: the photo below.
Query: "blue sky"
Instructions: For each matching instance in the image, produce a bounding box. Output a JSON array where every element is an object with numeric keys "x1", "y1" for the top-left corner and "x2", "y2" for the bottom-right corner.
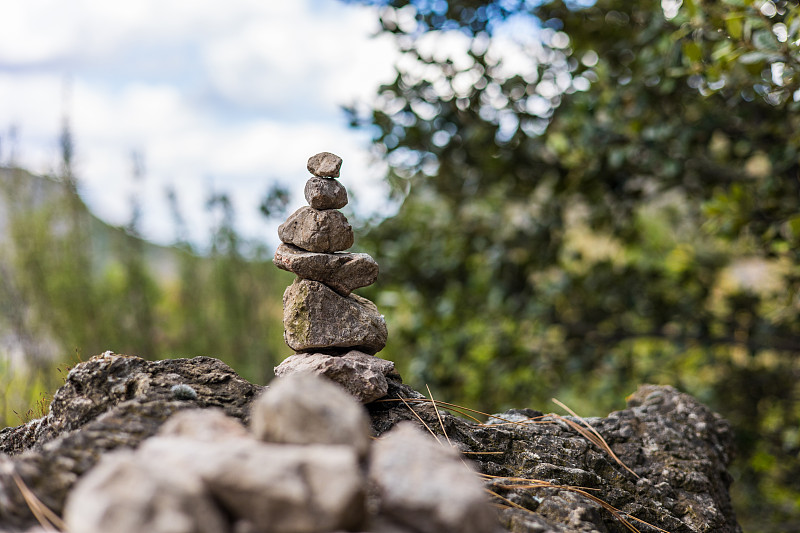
[{"x1": 0, "y1": 0, "x2": 400, "y2": 247}]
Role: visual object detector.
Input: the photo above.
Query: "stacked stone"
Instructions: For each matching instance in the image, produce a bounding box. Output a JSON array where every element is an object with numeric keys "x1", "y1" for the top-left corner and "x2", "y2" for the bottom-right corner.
[{"x1": 273, "y1": 152, "x2": 394, "y2": 403}]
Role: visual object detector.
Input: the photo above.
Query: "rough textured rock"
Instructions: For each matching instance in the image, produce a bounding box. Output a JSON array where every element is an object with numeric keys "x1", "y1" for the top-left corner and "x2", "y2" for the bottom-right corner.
[
  {"x1": 277, "y1": 206, "x2": 354, "y2": 253},
  {"x1": 0, "y1": 354, "x2": 741, "y2": 533},
  {"x1": 0, "y1": 352, "x2": 261, "y2": 456},
  {"x1": 251, "y1": 373, "x2": 371, "y2": 456},
  {"x1": 140, "y1": 437, "x2": 365, "y2": 533},
  {"x1": 0, "y1": 353, "x2": 263, "y2": 530},
  {"x1": 304, "y1": 176, "x2": 348, "y2": 210},
  {"x1": 367, "y1": 378, "x2": 742, "y2": 533},
  {"x1": 307, "y1": 151, "x2": 343, "y2": 178},
  {"x1": 273, "y1": 243, "x2": 378, "y2": 296},
  {"x1": 283, "y1": 278, "x2": 388, "y2": 354},
  {"x1": 370, "y1": 422, "x2": 500, "y2": 533},
  {"x1": 64, "y1": 450, "x2": 230, "y2": 533},
  {"x1": 274, "y1": 350, "x2": 396, "y2": 404}
]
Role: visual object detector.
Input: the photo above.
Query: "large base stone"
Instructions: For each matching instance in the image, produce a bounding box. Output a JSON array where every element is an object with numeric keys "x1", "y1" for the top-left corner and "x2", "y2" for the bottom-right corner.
[
  {"x1": 274, "y1": 351, "x2": 397, "y2": 404},
  {"x1": 282, "y1": 279, "x2": 388, "y2": 354},
  {"x1": 273, "y1": 243, "x2": 378, "y2": 296}
]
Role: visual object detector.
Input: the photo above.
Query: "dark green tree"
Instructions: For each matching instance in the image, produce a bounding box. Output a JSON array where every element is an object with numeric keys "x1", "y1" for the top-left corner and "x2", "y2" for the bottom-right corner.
[{"x1": 346, "y1": 0, "x2": 800, "y2": 529}]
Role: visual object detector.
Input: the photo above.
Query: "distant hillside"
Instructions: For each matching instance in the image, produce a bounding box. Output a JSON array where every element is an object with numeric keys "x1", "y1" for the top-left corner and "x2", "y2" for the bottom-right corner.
[
  {"x1": 0, "y1": 167, "x2": 289, "y2": 427},
  {"x1": 0, "y1": 167, "x2": 179, "y2": 281}
]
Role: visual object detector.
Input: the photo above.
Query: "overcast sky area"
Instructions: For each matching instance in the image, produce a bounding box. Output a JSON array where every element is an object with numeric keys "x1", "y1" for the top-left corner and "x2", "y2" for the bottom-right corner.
[{"x1": 0, "y1": 0, "x2": 403, "y2": 248}]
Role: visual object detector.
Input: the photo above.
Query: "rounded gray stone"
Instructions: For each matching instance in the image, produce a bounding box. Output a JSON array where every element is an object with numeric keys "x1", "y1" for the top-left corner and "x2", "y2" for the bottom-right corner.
[
  {"x1": 369, "y1": 423, "x2": 498, "y2": 533},
  {"x1": 64, "y1": 450, "x2": 230, "y2": 533},
  {"x1": 304, "y1": 176, "x2": 348, "y2": 209},
  {"x1": 307, "y1": 152, "x2": 343, "y2": 178},
  {"x1": 251, "y1": 373, "x2": 371, "y2": 455},
  {"x1": 140, "y1": 437, "x2": 366, "y2": 533},
  {"x1": 278, "y1": 206, "x2": 354, "y2": 253}
]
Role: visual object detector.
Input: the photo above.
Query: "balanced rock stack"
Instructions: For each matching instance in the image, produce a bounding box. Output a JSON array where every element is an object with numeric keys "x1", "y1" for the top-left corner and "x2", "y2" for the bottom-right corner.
[{"x1": 273, "y1": 152, "x2": 395, "y2": 403}]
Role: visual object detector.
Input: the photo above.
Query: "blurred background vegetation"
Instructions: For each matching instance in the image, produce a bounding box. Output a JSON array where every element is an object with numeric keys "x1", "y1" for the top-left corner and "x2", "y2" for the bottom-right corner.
[{"x1": 1, "y1": 0, "x2": 798, "y2": 530}]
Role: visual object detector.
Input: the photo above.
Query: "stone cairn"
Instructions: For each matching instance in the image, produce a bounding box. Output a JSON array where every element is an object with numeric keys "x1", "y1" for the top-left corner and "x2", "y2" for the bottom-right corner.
[{"x1": 273, "y1": 152, "x2": 396, "y2": 403}]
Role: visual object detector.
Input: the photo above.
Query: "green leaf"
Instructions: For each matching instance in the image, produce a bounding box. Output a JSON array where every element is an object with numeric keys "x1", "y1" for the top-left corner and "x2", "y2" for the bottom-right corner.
[
  {"x1": 725, "y1": 14, "x2": 744, "y2": 40},
  {"x1": 683, "y1": 41, "x2": 703, "y2": 63},
  {"x1": 784, "y1": 214, "x2": 800, "y2": 243},
  {"x1": 739, "y1": 51, "x2": 767, "y2": 64},
  {"x1": 753, "y1": 29, "x2": 779, "y2": 51}
]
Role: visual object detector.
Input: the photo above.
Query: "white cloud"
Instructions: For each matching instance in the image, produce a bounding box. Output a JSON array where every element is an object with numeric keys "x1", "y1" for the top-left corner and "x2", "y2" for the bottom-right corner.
[{"x1": 0, "y1": 0, "x2": 398, "y2": 248}]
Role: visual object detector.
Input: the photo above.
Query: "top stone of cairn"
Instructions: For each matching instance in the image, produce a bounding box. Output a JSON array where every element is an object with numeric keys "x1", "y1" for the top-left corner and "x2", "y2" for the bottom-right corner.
[{"x1": 307, "y1": 152, "x2": 343, "y2": 178}]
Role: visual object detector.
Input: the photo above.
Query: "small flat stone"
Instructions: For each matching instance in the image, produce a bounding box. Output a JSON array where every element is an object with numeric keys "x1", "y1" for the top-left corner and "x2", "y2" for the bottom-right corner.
[
  {"x1": 274, "y1": 351, "x2": 396, "y2": 404},
  {"x1": 283, "y1": 279, "x2": 387, "y2": 354},
  {"x1": 273, "y1": 243, "x2": 378, "y2": 296},
  {"x1": 305, "y1": 176, "x2": 348, "y2": 210},
  {"x1": 307, "y1": 152, "x2": 343, "y2": 178},
  {"x1": 278, "y1": 206, "x2": 354, "y2": 253}
]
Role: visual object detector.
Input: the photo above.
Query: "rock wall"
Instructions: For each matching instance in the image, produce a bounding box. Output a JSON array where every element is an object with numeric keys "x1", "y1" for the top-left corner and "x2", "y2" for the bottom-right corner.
[{"x1": 0, "y1": 352, "x2": 741, "y2": 533}]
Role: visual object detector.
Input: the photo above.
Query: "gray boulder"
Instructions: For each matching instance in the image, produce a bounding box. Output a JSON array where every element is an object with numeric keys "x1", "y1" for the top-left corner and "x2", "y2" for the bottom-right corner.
[
  {"x1": 140, "y1": 437, "x2": 365, "y2": 533},
  {"x1": 251, "y1": 373, "x2": 371, "y2": 456},
  {"x1": 0, "y1": 353, "x2": 262, "y2": 531},
  {"x1": 275, "y1": 350, "x2": 396, "y2": 404},
  {"x1": 278, "y1": 206, "x2": 354, "y2": 253},
  {"x1": 64, "y1": 450, "x2": 230, "y2": 533},
  {"x1": 0, "y1": 354, "x2": 742, "y2": 533},
  {"x1": 307, "y1": 151, "x2": 343, "y2": 178},
  {"x1": 369, "y1": 422, "x2": 499, "y2": 533},
  {"x1": 273, "y1": 243, "x2": 378, "y2": 296},
  {"x1": 283, "y1": 279, "x2": 388, "y2": 354},
  {"x1": 305, "y1": 176, "x2": 348, "y2": 210}
]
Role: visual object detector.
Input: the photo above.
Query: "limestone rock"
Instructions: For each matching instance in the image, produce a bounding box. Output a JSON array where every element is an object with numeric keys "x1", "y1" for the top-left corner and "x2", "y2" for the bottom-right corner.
[
  {"x1": 370, "y1": 383, "x2": 743, "y2": 533},
  {"x1": 273, "y1": 243, "x2": 378, "y2": 296},
  {"x1": 307, "y1": 151, "x2": 343, "y2": 178},
  {"x1": 0, "y1": 354, "x2": 742, "y2": 533},
  {"x1": 369, "y1": 422, "x2": 499, "y2": 533},
  {"x1": 0, "y1": 353, "x2": 263, "y2": 531},
  {"x1": 283, "y1": 279, "x2": 387, "y2": 354},
  {"x1": 64, "y1": 450, "x2": 230, "y2": 533},
  {"x1": 141, "y1": 437, "x2": 365, "y2": 533},
  {"x1": 251, "y1": 373, "x2": 371, "y2": 456},
  {"x1": 278, "y1": 206, "x2": 354, "y2": 253},
  {"x1": 275, "y1": 351, "x2": 396, "y2": 404},
  {"x1": 305, "y1": 176, "x2": 348, "y2": 210},
  {"x1": 0, "y1": 352, "x2": 262, "y2": 456}
]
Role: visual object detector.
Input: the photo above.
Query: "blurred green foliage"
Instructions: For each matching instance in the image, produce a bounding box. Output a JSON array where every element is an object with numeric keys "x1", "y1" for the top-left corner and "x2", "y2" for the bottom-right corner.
[
  {"x1": 347, "y1": 0, "x2": 800, "y2": 529},
  {"x1": 0, "y1": 166, "x2": 291, "y2": 427}
]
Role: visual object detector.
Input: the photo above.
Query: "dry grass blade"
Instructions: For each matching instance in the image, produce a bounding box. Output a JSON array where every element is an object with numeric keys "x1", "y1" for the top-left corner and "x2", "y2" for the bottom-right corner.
[
  {"x1": 426, "y1": 384, "x2": 452, "y2": 447},
  {"x1": 376, "y1": 397, "x2": 547, "y2": 427},
  {"x1": 552, "y1": 398, "x2": 640, "y2": 479},
  {"x1": 398, "y1": 397, "x2": 442, "y2": 445},
  {"x1": 485, "y1": 488, "x2": 530, "y2": 512},
  {"x1": 483, "y1": 475, "x2": 665, "y2": 533},
  {"x1": 386, "y1": 397, "x2": 665, "y2": 532},
  {"x1": 461, "y1": 451, "x2": 504, "y2": 455},
  {"x1": 11, "y1": 471, "x2": 65, "y2": 531}
]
